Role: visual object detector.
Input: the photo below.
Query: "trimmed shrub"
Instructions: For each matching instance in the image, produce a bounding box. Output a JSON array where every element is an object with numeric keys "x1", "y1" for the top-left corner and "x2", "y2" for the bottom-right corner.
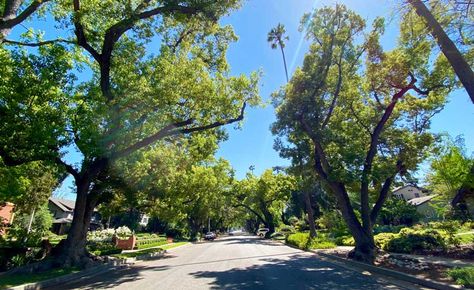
[
  {"x1": 385, "y1": 228, "x2": 447, "y2": 253},
  {"x1": 448, "y1": 267, "x2": 474, "y2": 288},
  {"x1": 135, "y1": 235, "x2": 167, "y2": 249}
]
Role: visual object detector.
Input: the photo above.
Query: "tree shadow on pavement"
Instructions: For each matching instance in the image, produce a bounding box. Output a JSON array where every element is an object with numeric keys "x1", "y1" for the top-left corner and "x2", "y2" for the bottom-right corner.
[
  {"x1": 189, "y1": 253, "x2": 404, "y2": 290},
  {"x1": 47, "y1": 264, "x2": 171, "y2": 289}
]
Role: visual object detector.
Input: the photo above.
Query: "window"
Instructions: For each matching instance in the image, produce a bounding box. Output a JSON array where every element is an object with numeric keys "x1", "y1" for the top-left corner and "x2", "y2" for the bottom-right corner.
[{"x1": 415, "y1": 193, "x2": 419, "y2": 198}]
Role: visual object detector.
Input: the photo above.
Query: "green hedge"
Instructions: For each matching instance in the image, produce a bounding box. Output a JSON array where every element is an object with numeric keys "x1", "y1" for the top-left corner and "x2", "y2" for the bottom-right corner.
[
  {"x1": 448, "y1": 267, "x2": 474, "y2": 288},
  {"x1": 135, "y1": 236, "x2": 168, "y2": 249}
]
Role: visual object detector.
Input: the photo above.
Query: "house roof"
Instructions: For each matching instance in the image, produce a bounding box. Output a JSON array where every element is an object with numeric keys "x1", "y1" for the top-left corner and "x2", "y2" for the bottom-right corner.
[
  {"x1": 408, "y1": 195, "x2": 437, "y2": 206},
  {"x1": 49, "y1": 198, "x2": 75, "y2": 212},
  {"x1": 392, "y1": 184, "x2": 429, "y2": 194}
]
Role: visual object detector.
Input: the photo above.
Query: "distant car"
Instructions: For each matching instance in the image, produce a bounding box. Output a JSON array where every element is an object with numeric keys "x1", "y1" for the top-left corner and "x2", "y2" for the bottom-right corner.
[
  {"x1": 257, "y1": 228, "x2": 269, "y2": 238},
  {"x1": 204, "y1": 232, "x2": 216, "y2": 240}
]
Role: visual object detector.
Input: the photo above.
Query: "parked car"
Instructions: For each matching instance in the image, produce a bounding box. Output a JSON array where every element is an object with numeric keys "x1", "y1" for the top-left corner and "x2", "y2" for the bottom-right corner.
[
  {"x1": 257, "y1": 228, "x2": 269, "y2": 238},
  {"x1": 204, "y1": 232, "x2": 216, "y2": 240}
]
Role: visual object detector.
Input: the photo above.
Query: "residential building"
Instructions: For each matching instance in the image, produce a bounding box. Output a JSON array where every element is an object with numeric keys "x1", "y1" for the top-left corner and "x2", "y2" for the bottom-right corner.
[
  {"x1": 0, "y1": 202, "x2": 15, "y2": 235},
  {"x1": 392, "y1": 185, "x2": 428, "y2": 201},
  {"x1": 48, "y1": 198, "x2": 101, "y2": 234}
]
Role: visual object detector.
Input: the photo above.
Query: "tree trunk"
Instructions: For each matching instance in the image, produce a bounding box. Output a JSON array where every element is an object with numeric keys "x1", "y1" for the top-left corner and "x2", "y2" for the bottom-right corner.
[
  {"x1": 51, "y1": 176, "x2": 97, "y2": 267},
  {"x1": 304, "y1": 192, "x2": 317, "y2": 238},
  {"x1": 329, "y1": 182, "x2": 376, "y2": 263},
  {"x1": 409, "y1": 0, "x2": 474, "y2": 104},
  {"x1": 280, "y1": 44, "x2": 289, "y2": 82},
  {"x1": 348, "y1": 228, "x2": 376, "y2": 263}
]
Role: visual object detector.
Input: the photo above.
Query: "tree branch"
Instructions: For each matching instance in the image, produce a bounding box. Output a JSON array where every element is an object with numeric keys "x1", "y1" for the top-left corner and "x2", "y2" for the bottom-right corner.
[
  {"x1": 360, "y1": 76, "x2": 416, "y2": 231},
  {"x1": 2, "y1": 38, "x2": 75, "y2": 46},
  {"x1": 111, "y1": 102, "x2": 247, "y2": 160},
  {"x1": 72, "y1": 0, "x2": 101, "y2": 62},
  {"x1": 0, "y1": 0, "x2": 50, "y2": 37},
  {"x1": 54, "y1": 157, "x2": 80, "y2": 180}
]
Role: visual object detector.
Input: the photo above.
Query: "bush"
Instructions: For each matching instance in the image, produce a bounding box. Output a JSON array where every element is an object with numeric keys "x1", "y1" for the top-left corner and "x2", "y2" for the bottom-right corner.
[
  {"x1": 385, "y1": 228, "x2": 447, "y2": 253},
  {"x1": 374, "y1": 233, "x2": 397, "y2": 249},
  {"x1": 373, "y1": 225, "x2": 404, "y2": 234},
  {"x1": 308, "y1": 236, "x2": 336, "y2": 249},
  {"x1": 286, "y1": 232, "x2": 336, "y2": 250},
  {"x1": 286, "y1": 233, "x2": 310, "y2": 249},
  {"x1": 334, "y1": 235, "x2": 355, "y2": 246},
  {"x1": 448, "y1": 267, "x2": 474, "y2": 288},
  {"x1": 87, "y1": 241, "x2": 122, "y2": 256},
  {"x1": 378, "y1": 198, "x2": 420, "y2": 226},
  {"x1": 317, "y1": 211, "x2": 349, "y2": 238},
  {"x1": 135, "y1": 235, "x2": 167, "y2": 250}
]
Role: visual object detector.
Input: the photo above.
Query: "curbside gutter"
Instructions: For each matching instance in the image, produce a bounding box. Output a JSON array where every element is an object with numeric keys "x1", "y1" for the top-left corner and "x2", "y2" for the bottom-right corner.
[
  {"x1": 7, "y1": 262, "x2": 126, "y2": 290},
  {"x1": 270, "y1": 238, "x2": 461, "y2": 290},
  {"x1": 314, "y1": 251, "x2": 462, "y2": 290}
]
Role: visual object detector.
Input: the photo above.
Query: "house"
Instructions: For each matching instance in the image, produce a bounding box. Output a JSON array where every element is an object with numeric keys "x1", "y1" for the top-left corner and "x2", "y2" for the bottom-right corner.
[
  {"x1": 48, "y1": 198, "x2": 101, "y2": 235},
  {"x1": 0, "y1": 202, "x2": 15, "y2": 235},
  {"x1": 392, "y1": 185, "x2": 429, "y2": 201},
  {"x1": 408, "y1": 195, "x2": 440, "y2": 221},
  {"x1": 391, "y1": 185, "x2": 441, "y2": 221}
]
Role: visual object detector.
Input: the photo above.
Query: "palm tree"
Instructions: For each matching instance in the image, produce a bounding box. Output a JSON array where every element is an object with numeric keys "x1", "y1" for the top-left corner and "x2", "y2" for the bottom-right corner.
[{"x1": 268, "y1": 23, "x2": 289, "y2": 82}]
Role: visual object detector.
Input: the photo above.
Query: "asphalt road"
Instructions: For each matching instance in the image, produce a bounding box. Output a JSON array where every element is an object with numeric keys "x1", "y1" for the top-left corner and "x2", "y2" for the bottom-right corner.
[{"x1": 51, "y1": 235, "x2": 422, "y2": 290}]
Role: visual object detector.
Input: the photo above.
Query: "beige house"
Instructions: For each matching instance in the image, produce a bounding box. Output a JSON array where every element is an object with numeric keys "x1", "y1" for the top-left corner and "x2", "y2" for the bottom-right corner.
[
  {"x1": 408, "y1": 195, "x2": 440, "y2": 221},
  {"x1": 392, "y1": 185, "x2": 428, "y2": 201}
]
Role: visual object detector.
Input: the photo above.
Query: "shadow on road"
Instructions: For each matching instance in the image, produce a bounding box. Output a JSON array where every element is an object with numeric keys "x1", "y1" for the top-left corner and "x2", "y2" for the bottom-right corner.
[{"x1": 189, "y1": 254, "x2": 400, "y2": 290}]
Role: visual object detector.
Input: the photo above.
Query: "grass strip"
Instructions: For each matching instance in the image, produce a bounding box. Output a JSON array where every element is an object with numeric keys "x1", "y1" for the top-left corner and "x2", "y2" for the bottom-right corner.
[{"x1": 0, "y1": 267, "x2": 79, "y2": 288}]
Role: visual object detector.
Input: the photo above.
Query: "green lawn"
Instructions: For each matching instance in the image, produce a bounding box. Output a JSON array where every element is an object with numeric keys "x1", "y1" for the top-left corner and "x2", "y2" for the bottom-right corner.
[
  {"x1": 111, "y1": 242, "x2": 189, "y2": 259},
  {"x1": 0, "y1": 267, "x2": 79, "y2": 288}
]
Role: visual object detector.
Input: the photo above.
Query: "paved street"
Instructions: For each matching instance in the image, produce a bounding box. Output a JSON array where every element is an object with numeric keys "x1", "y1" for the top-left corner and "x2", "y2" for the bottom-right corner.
[{"x1": 51, "y1": 235, "x2": 421, "y2": 290}]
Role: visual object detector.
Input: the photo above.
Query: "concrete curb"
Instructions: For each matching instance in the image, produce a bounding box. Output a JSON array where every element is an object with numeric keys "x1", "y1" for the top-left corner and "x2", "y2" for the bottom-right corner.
[
  {"x1": 7, "y1": 243, "x2": 191, "y2": 289},
  {"x1": 269, "y1": 238, "x2": 461, "y2": 290},
  {"x1": 314, "y1": 251, "x2": 462, "y2": 290},
  {"x1": 7, "y1": 262, "x2": 126, "y2": 290}
]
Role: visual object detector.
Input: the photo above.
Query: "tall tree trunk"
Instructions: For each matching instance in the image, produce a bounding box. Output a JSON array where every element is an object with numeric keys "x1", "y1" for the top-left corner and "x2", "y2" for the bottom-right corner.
[
  {"x1": 280, "y1": 44, "x2": 289, "y2": 82},
  {"x1": 330, "y1": 182, "x2": 376, "y2": 263},
  {"x1": 304, "y1": 192, "x2": 317, "y2": 238},
  {"x1": 409, "y1": 0, "x2": 474, "y2": 104},
  {"x1": 52, "y1": 177, "x2": 97, "y2": 267}
]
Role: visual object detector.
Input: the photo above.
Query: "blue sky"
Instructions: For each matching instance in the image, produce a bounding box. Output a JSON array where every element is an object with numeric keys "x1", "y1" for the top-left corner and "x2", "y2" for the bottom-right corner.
[
  {"x1": 18, "y1": 0, "x2": 470, "y2": 198},
  {"x1": 215, "y1": 0, "x2": 474, "y2": 180}
]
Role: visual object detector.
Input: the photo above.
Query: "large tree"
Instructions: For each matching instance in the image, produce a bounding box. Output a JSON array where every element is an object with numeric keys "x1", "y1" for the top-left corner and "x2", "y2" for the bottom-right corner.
[
  {"x1": 233, "y1": 169, "x2": 295, "y2": 236},
  {"x1": 0, "y1": 0, "x2": 259, "y2": 267},
  {"x1": 272, "y1": 5, "x2": 455, "y2": 263}
]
